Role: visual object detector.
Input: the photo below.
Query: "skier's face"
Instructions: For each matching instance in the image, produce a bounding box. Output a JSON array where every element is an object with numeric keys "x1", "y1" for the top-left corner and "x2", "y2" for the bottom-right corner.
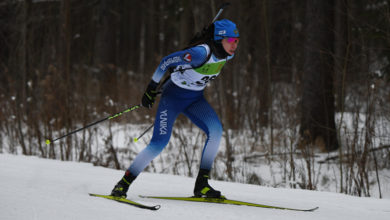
[{"x1": 222, "y1": 37, "x2": 239, "y2": 55}]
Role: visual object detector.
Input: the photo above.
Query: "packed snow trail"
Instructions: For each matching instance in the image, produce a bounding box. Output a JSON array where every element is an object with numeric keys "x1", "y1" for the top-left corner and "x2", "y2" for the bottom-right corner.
[{"x1": 0, "y1": 154, "x2": 389, "y2": 220}]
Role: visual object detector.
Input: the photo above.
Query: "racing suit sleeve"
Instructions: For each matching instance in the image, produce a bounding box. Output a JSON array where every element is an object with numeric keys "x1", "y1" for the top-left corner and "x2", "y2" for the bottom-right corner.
[{"x1": 151, "y1": 46, "x2": 208, "y2": 83}]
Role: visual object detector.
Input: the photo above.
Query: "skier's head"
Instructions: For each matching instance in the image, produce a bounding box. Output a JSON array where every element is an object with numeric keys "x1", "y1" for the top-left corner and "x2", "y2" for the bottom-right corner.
[
  {"x1": 213, "y1": 19, "x2": 239, "y2": 55},
  {"x1": 213, "y1": 19, "x2": 239, "y2": 41}
]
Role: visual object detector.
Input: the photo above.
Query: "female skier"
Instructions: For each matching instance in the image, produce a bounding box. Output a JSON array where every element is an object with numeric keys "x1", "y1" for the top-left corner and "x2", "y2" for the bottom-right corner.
[{"x1": 111, "y1": 19, "x2": 239, "y2": 198}]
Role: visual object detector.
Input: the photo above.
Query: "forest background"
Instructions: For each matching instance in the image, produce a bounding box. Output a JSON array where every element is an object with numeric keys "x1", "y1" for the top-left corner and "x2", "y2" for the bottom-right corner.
[{"x1": 1, "y1": 0, "x2": 389, "y2": 198}]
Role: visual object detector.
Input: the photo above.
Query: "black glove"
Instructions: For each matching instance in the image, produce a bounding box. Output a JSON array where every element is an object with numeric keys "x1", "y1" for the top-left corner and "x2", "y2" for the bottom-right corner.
[{"x1": 142, "y1": 80, "x2": 159, "y2": 108}]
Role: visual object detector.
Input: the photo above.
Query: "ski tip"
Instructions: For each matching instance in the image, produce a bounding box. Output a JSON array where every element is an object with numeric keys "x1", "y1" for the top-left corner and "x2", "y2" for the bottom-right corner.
[
  {"x1": 90, "y1": 193, "x2": 161, "y2": 211},
  {"x1": 153, "y1": 205, "x2": 161, "y2": 210},
  {"x1": 45, "y1": 139, "x2": 51, "y2": 145},
  {"x1": 133, "y1": 137, "x2": 139, "y2": 142}
]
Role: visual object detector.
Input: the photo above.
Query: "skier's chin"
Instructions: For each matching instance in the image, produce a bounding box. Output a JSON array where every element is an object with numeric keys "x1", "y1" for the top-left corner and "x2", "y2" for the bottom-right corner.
[{"x1": 227, "y1": 50, "x2": 235, "y2": 55}]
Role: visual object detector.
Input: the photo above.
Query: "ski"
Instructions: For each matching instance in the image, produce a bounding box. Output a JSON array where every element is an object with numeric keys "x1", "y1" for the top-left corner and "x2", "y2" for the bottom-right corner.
[
  {"x1": 89, "y1": 193, "x2": 160, "y2": 210},
  {"x1": 139, "y1": 195, "x2": 318, "y2": 212}
]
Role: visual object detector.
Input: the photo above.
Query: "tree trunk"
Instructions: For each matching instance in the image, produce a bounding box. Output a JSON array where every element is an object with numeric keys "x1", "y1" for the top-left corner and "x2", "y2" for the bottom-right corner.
[
  {"x1": 300, "y1": 0, "x2": 339, "y2": 152},
  {"x1": 60, "y1": 0, "x2": 72, "y2": 160},
  {"x1": 94, "y1": 0, "x2": 116, "y2": 66},
  {"x1": 334, "y1": 0, "x2": 349, "y2": 112}
]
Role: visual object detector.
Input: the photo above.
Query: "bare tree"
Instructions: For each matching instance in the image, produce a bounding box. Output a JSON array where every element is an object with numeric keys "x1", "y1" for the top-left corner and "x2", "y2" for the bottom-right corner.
[{"x1": 300, "y1": 0, "x2": 339, "y2": 152}]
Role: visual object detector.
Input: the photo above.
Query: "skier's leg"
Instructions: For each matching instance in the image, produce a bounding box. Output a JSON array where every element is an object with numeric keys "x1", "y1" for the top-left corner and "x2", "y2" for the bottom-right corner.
[
  {"x1": 183, "y1": 97, "x2": 223, "y2": 198},
  {"x1": 127, "y1": 109, "x2": 178, "y2": 175},
  {"x1": 183, "y1": 96, "x2": 223, "y2": 170},
  {"x1": 111, "y1": 87, "x2": 183, "y2": 197}
]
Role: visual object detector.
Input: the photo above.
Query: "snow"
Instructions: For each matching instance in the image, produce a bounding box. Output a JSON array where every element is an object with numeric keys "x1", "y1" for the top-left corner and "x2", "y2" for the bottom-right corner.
[{"x1": 1, "y1": 153, "x2": 389, "y2": 220}]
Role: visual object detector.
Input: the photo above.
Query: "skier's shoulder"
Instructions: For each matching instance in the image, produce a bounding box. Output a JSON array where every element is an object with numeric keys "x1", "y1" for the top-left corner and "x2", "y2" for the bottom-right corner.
[
  {"x1": 191, "y1": 44, "x2": 210, "y2": 56},
  {"x1": 177, "y1": 44, "x2": 210, "y2": 67},
  {"x1": 184, "y1": 44, "x2": 210, "y2": 61}
]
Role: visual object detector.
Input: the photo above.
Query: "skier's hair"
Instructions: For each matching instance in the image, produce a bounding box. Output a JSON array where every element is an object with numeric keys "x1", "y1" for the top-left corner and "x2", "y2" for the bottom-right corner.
[{"x1": 185, "y1": 24, "x2": 214, "y2": 49}]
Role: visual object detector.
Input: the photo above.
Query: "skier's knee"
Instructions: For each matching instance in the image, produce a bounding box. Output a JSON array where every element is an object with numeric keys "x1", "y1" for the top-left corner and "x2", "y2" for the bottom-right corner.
[
  {"x1": 148, "y1": 138, "x2": 169, "y2": 154},
  {"x1": 209, "y1": 122, "x2": 223, "y2": 139}
]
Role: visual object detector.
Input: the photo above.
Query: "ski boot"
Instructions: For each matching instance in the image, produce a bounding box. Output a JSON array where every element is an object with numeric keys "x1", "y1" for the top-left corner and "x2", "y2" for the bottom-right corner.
[
  {"x1": 110, "y1": 171, "x2": 136, "y2": 198},
  {"x1": 193, "y1": 169, "x2": 223, "y2": 198}
]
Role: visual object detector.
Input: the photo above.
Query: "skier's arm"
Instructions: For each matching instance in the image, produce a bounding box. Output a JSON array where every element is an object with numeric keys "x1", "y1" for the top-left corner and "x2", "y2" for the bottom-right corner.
[
  {"x1": 142, "y1": 46, "x2": 208, "y2": 108},
  {"x1": 151, "y1": 46, "x2": 208, "y2": 83}
]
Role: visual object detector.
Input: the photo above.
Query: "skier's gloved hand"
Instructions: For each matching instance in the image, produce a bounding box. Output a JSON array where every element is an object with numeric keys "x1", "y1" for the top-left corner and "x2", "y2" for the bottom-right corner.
[{"x1": 141, "y1": 80, "x2": 159, "y2": 109}]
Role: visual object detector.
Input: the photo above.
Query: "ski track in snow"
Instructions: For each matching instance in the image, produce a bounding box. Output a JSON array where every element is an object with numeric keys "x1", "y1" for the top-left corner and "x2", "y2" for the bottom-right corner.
[{"x1": 0, "y1": 154, "x2": 389, "y2": 220}]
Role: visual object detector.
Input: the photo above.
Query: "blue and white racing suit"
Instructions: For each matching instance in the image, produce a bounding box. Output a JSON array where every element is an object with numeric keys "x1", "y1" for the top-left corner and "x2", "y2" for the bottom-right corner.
[{"x1": 128, "y1": 44, "x2": 234, "y2": 176}]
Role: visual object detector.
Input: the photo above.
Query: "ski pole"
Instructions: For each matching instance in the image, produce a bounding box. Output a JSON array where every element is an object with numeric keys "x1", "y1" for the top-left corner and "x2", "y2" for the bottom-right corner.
[
  {"x1": 45, "y1": 104, "x2": 142, "y2": 145},
  {"x1": 212, "y1": 2, "x2": 231, "y2": 23},
  {"x1": 133, "y1": 123, "x2": 154, "y2": 142}
]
